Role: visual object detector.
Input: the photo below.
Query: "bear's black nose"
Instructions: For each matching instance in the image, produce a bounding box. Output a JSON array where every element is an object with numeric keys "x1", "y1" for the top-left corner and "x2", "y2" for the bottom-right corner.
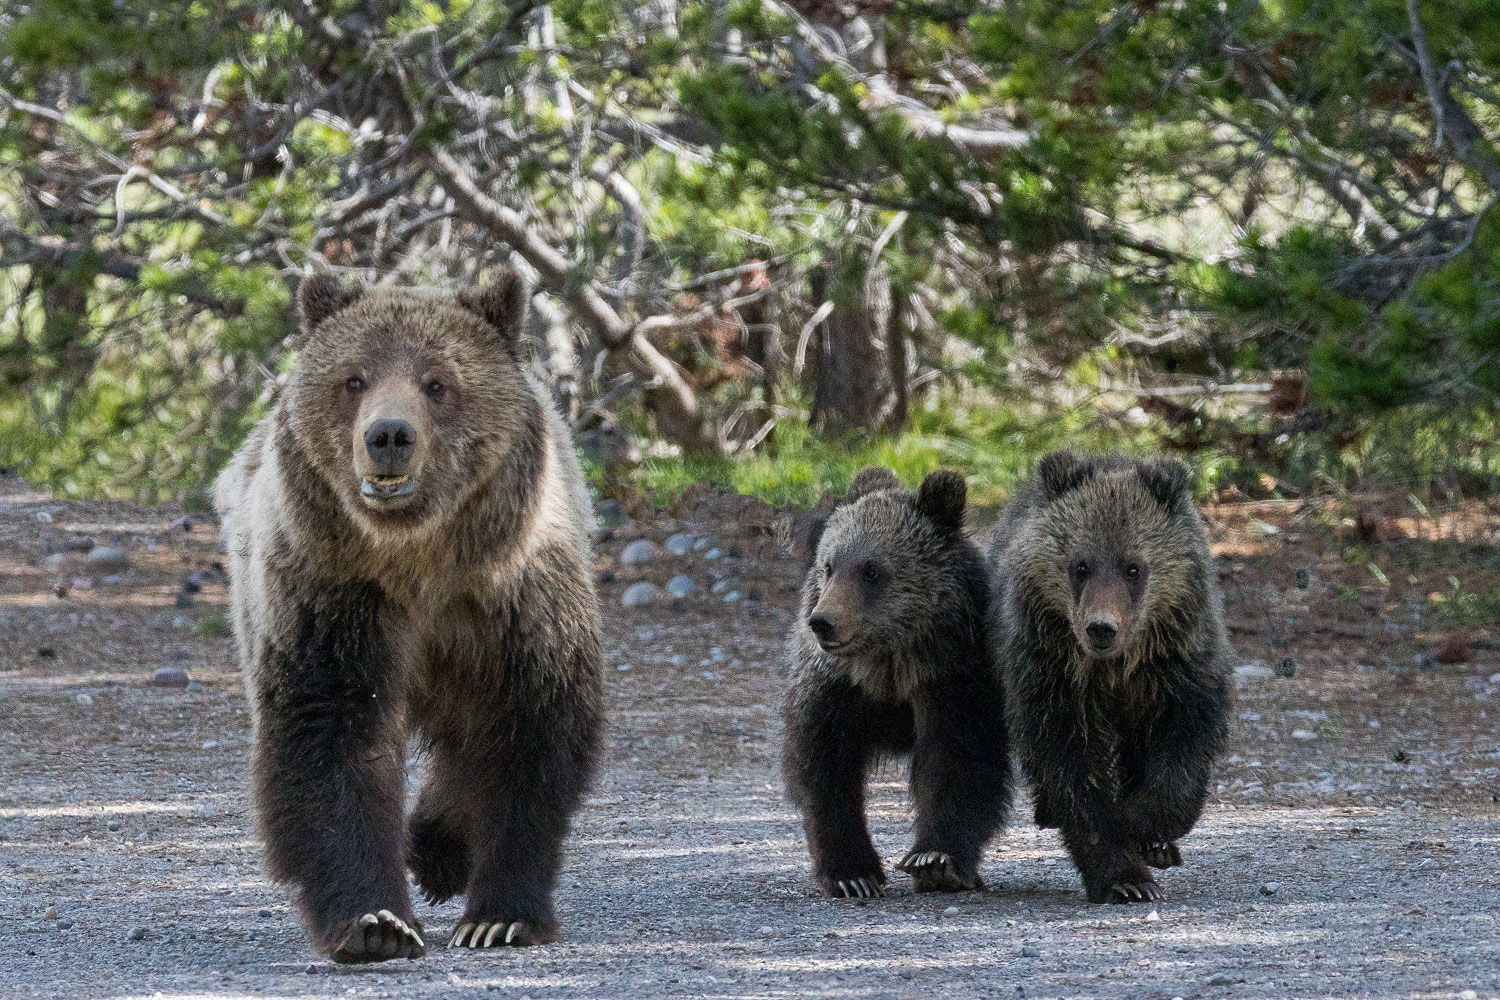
[
  {"x1": 1085, "y1": 620, "x2": 1118, "y2": 650},
  {"x1": 364, "y1": 418, "x2": 417, "y2": 473},
  {"x1": 807, "y1": 613, "x2": 836, "y2": 640}
]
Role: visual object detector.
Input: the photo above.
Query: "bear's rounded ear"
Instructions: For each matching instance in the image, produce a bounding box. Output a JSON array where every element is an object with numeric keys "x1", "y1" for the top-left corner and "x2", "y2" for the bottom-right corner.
[
  {"x1": 844, "y1": 467, "x2": 900, "y2": 504},
  {"x1": 1138, "y1": 459, "x2": 1191, "y2": 510},
  {"x1": 1038, "y1": 450, "x2": 1094, "y2": 500},
  {"x1": 456, "y1": 268, "x2": 526, "y2": 345},
  {"x1": 298, "y1": 272, "x2": 361, "y2": 329},
  {"x1": 916, "y1": 469, "x2": 966, "y2": 530}
]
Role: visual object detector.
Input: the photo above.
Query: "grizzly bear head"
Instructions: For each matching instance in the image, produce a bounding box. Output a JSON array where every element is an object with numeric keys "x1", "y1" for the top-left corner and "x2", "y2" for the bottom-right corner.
[
  {"x1": 1020, "y1": 451, "x2": 1209, "y2": 667},
  {"x1": 803, "y1": 469, "x2": 969, "y2": 659},
  {"x1": 286, "y1": 269, "x2": 533, "y2": 531}
]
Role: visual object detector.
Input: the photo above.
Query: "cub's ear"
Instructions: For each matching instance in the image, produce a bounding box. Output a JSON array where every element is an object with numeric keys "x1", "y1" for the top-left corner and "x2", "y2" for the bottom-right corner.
[
  {"x1": 844, "y1": 467, "x2": 900, "y2": 504},
  {"x1": 1139, "y1": 459, "x2": 1191, "y2": 510},
  {"x1": 916, "y1": 469, "x2": 966, "y2": 530},
  {"x1": 1038, "y1": 450, "x2": 1095, "y2": 500},
  {"x1": 456, "y1": 268, "x2": 527, "y2": 346},
  {"x1": 298, "y1": 272, "x2": 362, "y2": 329},
  {"x1": 777, "y1": 510, "x2": 831, "y2": 568}
]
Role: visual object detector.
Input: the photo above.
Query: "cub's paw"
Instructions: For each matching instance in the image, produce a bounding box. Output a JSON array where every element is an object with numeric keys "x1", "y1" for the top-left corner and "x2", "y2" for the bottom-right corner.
[
  {"x1": 1142, "y1": 841, "x2": 1182, "y2": 869},
  {"x1": 448, "y1": 917, "x2": 557, "y2": 949},
  {"x1": 1106, "y1": 877, "x2": 1164, "y2": 904},
  {"x1": 329, "y1": 910, "x2": 426, "y2": 964},
  {"x1": 895, "y1": 851, "x2": 982, "y2": 893},
  {"x1": 816, "y1": 872, "x2": 886, "y2": 899}
]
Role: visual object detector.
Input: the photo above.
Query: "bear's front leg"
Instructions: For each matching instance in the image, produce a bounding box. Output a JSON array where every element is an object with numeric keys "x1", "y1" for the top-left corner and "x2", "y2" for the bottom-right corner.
[
  {"x1": 436, "y1": 626, "x2": 603, "y2": 949},
  {"x1": 900, "y1": 673, "x2": 1011, "y2": 892},
  {"x1": 252, "y1": 585, "x2": 422, "y2": 963},
  {"x1": 782, "y1": 680, "x2": 886, "y2": 899}
]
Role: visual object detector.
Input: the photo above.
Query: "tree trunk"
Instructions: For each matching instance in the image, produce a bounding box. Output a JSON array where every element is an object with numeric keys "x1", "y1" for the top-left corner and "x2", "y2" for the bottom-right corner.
[{"x1": 810, "y1": 266, "x2": 893, "y2": 436}]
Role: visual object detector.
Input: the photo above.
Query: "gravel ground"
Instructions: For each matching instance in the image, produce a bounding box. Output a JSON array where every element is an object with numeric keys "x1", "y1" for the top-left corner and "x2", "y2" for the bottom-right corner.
[{"x1": 2, "y1": 477, "x2": 1499, "y2": 1000}]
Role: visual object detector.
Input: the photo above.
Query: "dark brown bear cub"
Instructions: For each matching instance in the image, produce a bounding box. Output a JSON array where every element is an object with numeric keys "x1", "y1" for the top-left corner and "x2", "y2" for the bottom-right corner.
[
  {"x1": 989, "y1": 451, "x2": 1230, "y2": 904},
  {"x1": 783, "y1": 469, "x2": 1010, "y2": 898},
  {"x1": 215, "y1": 271, "x2": 603, "y2": 962}
]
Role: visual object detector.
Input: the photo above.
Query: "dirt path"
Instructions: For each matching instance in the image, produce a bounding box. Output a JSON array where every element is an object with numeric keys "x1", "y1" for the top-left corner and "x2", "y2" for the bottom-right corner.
[{"x1": 2, "y1": 477, "x2": 1498, "y2": 1000}]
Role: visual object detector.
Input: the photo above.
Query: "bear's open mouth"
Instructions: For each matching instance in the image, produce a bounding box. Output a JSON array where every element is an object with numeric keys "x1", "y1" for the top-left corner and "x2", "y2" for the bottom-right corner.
[{"x1": 361, "y1": 474, "x2": 418, "y2": 501}]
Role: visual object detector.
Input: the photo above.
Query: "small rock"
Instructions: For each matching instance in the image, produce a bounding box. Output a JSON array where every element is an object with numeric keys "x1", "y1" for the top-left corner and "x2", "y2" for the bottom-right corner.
[
  {"x1": 305, "y1": 963, "x2": 320, "y2": 975},
  {"x1": 1416, "y1": 857, "x2": 1436, "y2": 870},
  {"x1": 127, "y1": 926, "x2": 148, "y2": 941},
  {"x1": 258, "y1": 909, "x2": 273, "y2": 918},
  {"x1": 1145, "y1": 910, "x2": 1161, "y2": 921},
  {"x1": 616, "y1": 663, "x2": 632, "y2": 672},
  {"x1": 757, "y1": 925, "x2": 776, "y2": 938},
  {"x1": 664, "y1": 533, "x2": 695, "y2": 556},
  {"x1": 36, "y1": 647, "x2": 56, "y2": 659},
  {"x1": 1259, "y1": 882, "x2": 1280, "y2": 895},
  {"x1": 74, "y1": 693, "x2": 93, "y2": 706},
  {"x1": 711, "y1": 577, "x2": 738, "y2": 595},
  {"x1": 941, "y1": 906, "x2": 959, "y2": 918},
  {"x1": 1275, "y1": 657, "x2": 1296, "y2": 678},
  {"x1": 57, "y1": 919, "x2": 73, "y2": 930},
  {"x1": 45, "y1": 906, "x2": 57, "y2": 920},
  {"x1": 704, "y1": 548, "x2": 723, "y2": 560},
  {"x1": 86, "y1": 546, "x2": 130, "y2": 571},
  {"x1": 666, "y1": 575, "x2": 695, "y2": 598},
  {"x1": 1018, "y1": 945, "x2": 1040, "y2": 958},
  {"x1": 150, "y1": 666, "x2": 191, "y2": 688},
  {"x1": 1206, "y1": 972, "x2": 1234, "y2": 986},
  {"x1": 621, "y1": 539, "x2": 656, "y2": 565},
  {"x1": 185, "y1": 682, "x2": 205, "y2": 693},
  {"x1": 723, "y1": 591, "x2": 742, "y2": 603},
  {"x1": 1459, "y1": 990, "x2": 1478, "y2": 999},
  {"x1": 1291, "y1": 729, "x2": 1318, "y2": 741},
  {"x1": 33, "y1": 511, "x2": 54, "y2": 523},
  {"x1": 107, "y1": 819, "x2": 121, "y2": 831},
  {"x1": 620, "y1": 582, "x2": 657, "y2": 608},
  {"x1": 1233, "y1": 660, "x2": 1275, "y2": 685},
  {"x1": 63, "y1": 535, "x2": 95, "y2": 552},
  {"x1": 693, "y1": 535, "x2": 716, "y2": 551},
  {"x1": 202, "y1": 740, "x2": 219, "y2": 750}
]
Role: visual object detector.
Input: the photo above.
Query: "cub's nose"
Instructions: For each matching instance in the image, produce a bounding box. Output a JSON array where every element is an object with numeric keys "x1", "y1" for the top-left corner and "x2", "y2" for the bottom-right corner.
[
  {"x1": 364, "y1": 418, "x2": 417, "y2": 474},
  {"x1": 1085, "y1": 620, "x2": 1119, "y2": 652},
  {"x1": 807, "y1": 613, "x2": 837, "y2": 640}
]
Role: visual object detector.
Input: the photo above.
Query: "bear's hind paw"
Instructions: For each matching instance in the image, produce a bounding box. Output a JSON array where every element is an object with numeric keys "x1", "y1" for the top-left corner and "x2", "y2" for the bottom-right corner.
[
  {"x1": 329, "y1": 910, "x2": 426, "y2": 964},
  {"x1": 449, "y1": 918, "x2": 555, "y2": 949},
  {"x1": 895, "y1": 851, "x2": 982, "y2": 893},
  {"x1": 1142, "y1": 841, "x2": 1182, "y2": 869},
  {"x1": 1107, "y1": 877, "x2": 1164, "y2": 904},
  {"x1": 818, "y1": 875, "x2": 886, "y2": 899}
]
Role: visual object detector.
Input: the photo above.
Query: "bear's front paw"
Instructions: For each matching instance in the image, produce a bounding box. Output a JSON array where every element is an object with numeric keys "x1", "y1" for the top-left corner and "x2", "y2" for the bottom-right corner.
[
  {"x1": 329, "y1": 910, "x2": 426, "y2": 964},
  {"x1": 816, "y1": 872, "x2": 886, "y2": 899},
  {"x1": 1142, "y1": 841, "x2": 1182, "y2": 869},
  {"x1": 1106, "y1": 877, "x2": 1164, "y2": 904},
  {"x1": 449, "y1": 917, "x2": 557, "y2": 949},
  {"x1": 894, "y1": 851, "x2": 982, "y2": 893}
]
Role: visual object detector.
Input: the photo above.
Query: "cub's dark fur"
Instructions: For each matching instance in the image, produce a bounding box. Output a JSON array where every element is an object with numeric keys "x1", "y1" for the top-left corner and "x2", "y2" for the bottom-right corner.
[
  {"x1": 782, "y1": 469, "x2": 1010, "y2": 898},
  {"x1": 989, "y1": 451, "x2": 1230, "y2": 904},
  {"x1": 216, "y1": 271, "x2": 603, "y2": 962}
]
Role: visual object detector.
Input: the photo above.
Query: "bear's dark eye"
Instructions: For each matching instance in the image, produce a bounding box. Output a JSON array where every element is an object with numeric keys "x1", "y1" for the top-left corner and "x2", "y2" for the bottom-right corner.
[
  {"x1": 425, "y1": 379, "x2": 446, "y2": 398},
  {"x1": 345, "y1": 376, "x2": 366, "y2": 393},
  {"x1": 1073, "y1": 561, "x2": 1089, "y2": 579},
  {"x1": 861, "y1": 564, "x2": 882, "y2": 585},
  {"x1": 1125, "y1": 564, "x2": 1141, "y2": 579}
]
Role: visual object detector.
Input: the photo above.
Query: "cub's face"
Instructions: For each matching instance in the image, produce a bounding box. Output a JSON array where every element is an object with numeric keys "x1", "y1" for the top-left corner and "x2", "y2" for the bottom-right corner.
[
  {"x1": 288, "y1": 273, "x2": 529, "y2": 532},
  {"x1": 803, "y1": 471, "x2": 968, "y2": 659}
]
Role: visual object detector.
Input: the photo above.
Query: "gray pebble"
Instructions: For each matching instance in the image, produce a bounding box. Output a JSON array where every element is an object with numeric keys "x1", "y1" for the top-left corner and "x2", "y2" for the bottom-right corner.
[
  {"x1": 74, "y1": 693, "x2": 93, "y2": 706},
  {"x1": 258, "y1": 909, "x2": 273, "y2": 918},
  {"x1": 107, "y1": 819, "x2": 121, "y2": 831},
  {"x1": 63, "y1": 535, "x2": 95, "y2": 552},
  {"x1": 1206, "y1": 973, "x2": 1234, "y2": 986},
  {"x1": 33, "y1": 511, "x2": 54, "y2": 523},
  {"x1": 56, "y1": 919, "x2": 73, "y2": 930},
  {"x1": 703, "y1": 548, "x2": 722, "y2": 560},
  {"x1": 664, "y1": 533, "x2": 695, "y2": 556},
  {"x1": 86, "y1": 546, "x2": 130, "y2": 571},
  {"x1": 693, "y1": 535, "x2": 715, "y2": 551},
  {"x1": 621, "y1": 582, "x2": 657, "y2": 608},
  {"x1": 757, "y1": 925, "x2": 776, "y2": 938},
  {"x1": 150, "y1": 666, "x2": 191, "y2": 688},
  {"x1": 621, "y1": 540, "x2": 655, "y2": 565},
  {"x1": 723, "y1": 591, "x2": 742, "y2": 603},
  {"x1": 1018, "y1": 945, "x2": 1040, "y2": 958},
  {"x1": 127, "y1": 926, "x2": 148, "y2": 941},
  {"x1": 1260, "y1": 882, "x2": 1280, "y2": 895},
  {"x1": 185, "y1": 682, "x2": 205, "y2": 693},
  {"x1": 942, "y1": 906, "x2": 960, "y2": 918},
  {"x1": 666, "y1": 575, "x2": 695, "y2": 598}
]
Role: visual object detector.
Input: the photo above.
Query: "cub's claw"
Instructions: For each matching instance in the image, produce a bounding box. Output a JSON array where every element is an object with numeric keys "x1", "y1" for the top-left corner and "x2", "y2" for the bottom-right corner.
[
  {"x1": 1108, "y1": 878, "x2": 1164, "y2": 904},
  {"x1": 1143, "y1": 841, "x2": 1182, "y2": 869},
  {"x1": 330, "y1": 909, "x2": 425, "y2": 964},
  {"x1": 895, "y1": 850, "x2": 981, "y2": 893},
  {"x1": 448, "y1": 918, "x2": 553, "y2": 948}
]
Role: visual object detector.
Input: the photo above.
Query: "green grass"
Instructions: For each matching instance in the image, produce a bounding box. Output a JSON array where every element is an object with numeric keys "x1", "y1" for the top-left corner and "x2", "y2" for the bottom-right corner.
[
  {"x1": 195, "y1": 613, "x2": 233, "y2": 638},
  {"x1": 1428, "y1": 578, "x2": 1500, "y2": 628}
]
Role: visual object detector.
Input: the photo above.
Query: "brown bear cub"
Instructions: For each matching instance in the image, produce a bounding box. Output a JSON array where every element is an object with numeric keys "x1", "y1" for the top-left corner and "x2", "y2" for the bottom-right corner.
[
  {"x1": 215, "y1": 270, "x2": 603, "y2": 962},
  {"x1": 989, "y1": 451, "x2": 1230, "y2": 904},
  {"x1": 783, "y1": 469, "x2": 1010, "y2": 898}
]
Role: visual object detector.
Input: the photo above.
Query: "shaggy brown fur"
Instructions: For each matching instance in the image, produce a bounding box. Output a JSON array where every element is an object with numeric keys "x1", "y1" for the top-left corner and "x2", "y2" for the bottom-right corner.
[
  {"x1": 988, "y1": 451, "x2": 1230, "y2": 904},
  {"x1": 783, "y1": 470, "x2": 1010, "y2": 898},
  {"x1": 215, "y1": 271, "x2": 603, "y2": 962}
]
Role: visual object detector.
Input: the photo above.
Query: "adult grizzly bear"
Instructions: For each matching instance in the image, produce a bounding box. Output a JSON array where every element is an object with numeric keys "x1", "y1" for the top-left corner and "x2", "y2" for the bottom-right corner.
[
  {"x1": 215, "y1": 270, "x2": 603, "y2": 962},
  {"x1": 989, "y1": 451, "x2": 1229, "y2": 904},
  {"x1": 783, "y1": 469, "x2": 1010, "y2": 898}
]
